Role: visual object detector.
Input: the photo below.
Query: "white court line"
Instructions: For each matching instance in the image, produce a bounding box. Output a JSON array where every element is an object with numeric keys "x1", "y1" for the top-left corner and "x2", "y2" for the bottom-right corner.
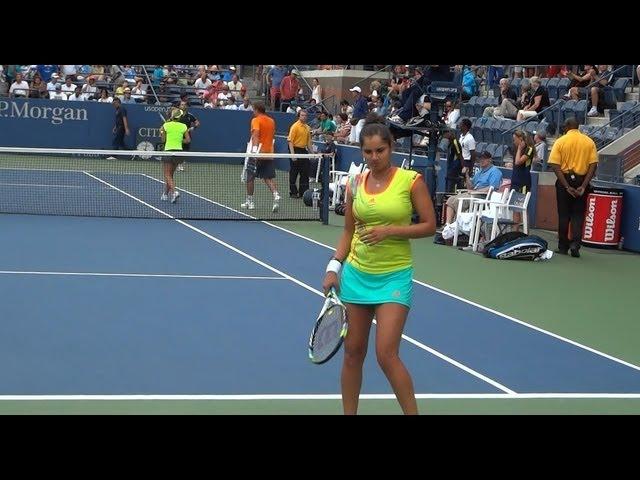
[
  {"x1": 259, "y1": 222, "x2": 640, "y2": 374},
  {"x1": 139, "y1": 174, "x2": 255, "y2": 220},
  {"x1": 0, "y1": 183, "x2": 83, "y2": 188},
  {"x1": 83, "y1": 171, "x2": 515, "y2": 394},
  {"x1": 0, "y1": 271, "x2": 285, "y2": 280},
  {"x1": 1, "y1": 393, "x2": 640, "y2": 401}
]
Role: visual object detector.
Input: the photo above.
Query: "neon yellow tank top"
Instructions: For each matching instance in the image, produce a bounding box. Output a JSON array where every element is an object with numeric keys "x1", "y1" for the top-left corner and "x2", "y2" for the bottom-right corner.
[
  {"x1": 346, "y1": 167, "x2": 421, "y2": 274},
  {"x1": 163, "y1": 121, "x2": 187, "y2": 151}
]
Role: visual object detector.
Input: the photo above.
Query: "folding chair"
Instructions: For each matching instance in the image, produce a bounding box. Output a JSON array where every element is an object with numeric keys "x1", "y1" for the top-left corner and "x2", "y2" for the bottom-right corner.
[
  {"x1": 472, "y1": 190, "x2": 531, "y2": 251},
  {"x1": 452, "y1": 187, "x2": 495, "y2": 247},
  {"x1": 328, "y1": 161, "x2": 365, "y2": 209}
]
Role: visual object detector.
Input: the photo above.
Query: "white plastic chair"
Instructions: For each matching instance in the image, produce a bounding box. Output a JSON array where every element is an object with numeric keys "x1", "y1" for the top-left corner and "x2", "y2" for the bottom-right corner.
[
  {"x1": 452, "y1": 187, "x2": 494, "y2": 247},
  {"x1": 329, "y1": 161, "x2": 364, "y2": 209},
  {"x1": 472, "y1": 190, "x2": 531, "y2": 252}
]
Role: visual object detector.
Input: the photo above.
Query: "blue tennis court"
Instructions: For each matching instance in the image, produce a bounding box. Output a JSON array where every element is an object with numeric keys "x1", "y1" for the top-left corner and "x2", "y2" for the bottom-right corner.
[{"x1": 3, "y1": 208, "x2": 640, "y2": 402}]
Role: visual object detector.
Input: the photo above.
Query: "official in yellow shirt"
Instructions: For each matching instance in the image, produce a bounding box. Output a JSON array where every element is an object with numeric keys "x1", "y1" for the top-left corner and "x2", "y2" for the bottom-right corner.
[
  {"x1": 547, "y1": 117, "x2": 598, "y2": 257},
  {"x1": 287, "y1": 110, "x2": 313, "y2": 197}
]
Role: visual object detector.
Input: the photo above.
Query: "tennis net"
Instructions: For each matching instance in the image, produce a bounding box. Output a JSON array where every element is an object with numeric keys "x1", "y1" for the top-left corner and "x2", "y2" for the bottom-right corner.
[{"x1": 0, "y1": 147, "x2": 329, "y2": 221}]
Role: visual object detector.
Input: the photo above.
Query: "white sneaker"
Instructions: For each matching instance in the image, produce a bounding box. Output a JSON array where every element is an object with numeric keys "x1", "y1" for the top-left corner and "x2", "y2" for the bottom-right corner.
[
  {"x1": 106, "y1": 156, "x2": 117, "y2": 160},
  {"x1": 161, "y1": 193, "x2": 168, "y2": 201},
  {"x1": 272, "y1": 193, "x2": 281, "y2": 213},
  {"x1": 241, "y1": 200, "x2": 255, "y2": 210},
  {"x1": 587, "y1": 106, "x2": 599, "y2": 117},
  {"x1": 177, "y1": 164, "x2": 185, "y2": 171},
  {"x1": 171, "y1": 190, "x2": 180, "y2": 203}
]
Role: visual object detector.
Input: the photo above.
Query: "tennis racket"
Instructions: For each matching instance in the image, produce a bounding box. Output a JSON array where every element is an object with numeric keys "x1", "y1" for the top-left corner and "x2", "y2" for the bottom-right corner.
[
  {"x1": 308, "y1": 287, "x2": 348, "y2": 364},
  {"x1": 241, "y1": 141, "x2": 261, "y2": 183}
]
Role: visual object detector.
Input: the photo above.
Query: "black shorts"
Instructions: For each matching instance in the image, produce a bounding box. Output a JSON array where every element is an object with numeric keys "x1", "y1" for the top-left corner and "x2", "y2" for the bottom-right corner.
[
  {"x1": 247, "y1": 158, "x2": 276, "y2": 180},
  {"x1": 162, "y1": 149, "x2": 184, "y2": 165}
]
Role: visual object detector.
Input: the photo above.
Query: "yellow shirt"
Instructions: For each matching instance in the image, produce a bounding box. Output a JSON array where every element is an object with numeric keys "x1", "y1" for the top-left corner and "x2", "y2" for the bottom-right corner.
[
  {"x1": 287, "y1": 120, "x2": 311, "y2": 148},
  {"x1": 547, "y1": 129, "x2": 598, "y2": 175},
  {"x1": 347, "y1": 168, "x2": 421, "y2": 274}
]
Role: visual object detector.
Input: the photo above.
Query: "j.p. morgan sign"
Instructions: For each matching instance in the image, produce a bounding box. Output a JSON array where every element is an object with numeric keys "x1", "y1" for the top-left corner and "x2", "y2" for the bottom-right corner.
[{"x1": 0, "y1": 100, "x2": 88, "y2": 125}]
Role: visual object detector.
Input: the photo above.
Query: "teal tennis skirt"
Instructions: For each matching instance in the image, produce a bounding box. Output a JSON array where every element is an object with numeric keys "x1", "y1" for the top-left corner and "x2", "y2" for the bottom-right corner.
[{"x1": 339, "y1": 262, "x2": 413, "y2": 308}]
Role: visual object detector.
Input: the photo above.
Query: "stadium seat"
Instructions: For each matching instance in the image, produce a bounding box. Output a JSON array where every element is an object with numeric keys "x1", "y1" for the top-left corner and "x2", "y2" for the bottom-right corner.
[
  {"x1": 511, "y1": 77, "x2": 522, "y2": 96},
  {"x1": 559, "y1": 100, "x2": 577, "y2": 126},
  {"x1": 612, "y1": 78, "x2": 630, "y2": 102},
  {"x1": 524, "y1": 120, "x2": 539, "y2": 137},
  {"x1": 492, "y1": 144, "x2": 506, "y2": 165},
  {"x1": 460, "y1": 96, "x2": 478, "y2": 117},
  {"x1": 557, "y1": 78, "x2": 571, "y2": 100},
  {"x1": 573, "y1": 100, "x2": 588, "y2": 125},
  {"x1": 480, "y1": 118, "x2": 497, "y2": 143},
  {"x1": 546, "y1": 78, "x2": 560, "y2": 102}
]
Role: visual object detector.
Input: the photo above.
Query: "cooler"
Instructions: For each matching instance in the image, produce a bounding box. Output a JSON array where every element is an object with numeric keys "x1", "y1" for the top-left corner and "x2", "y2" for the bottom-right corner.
[{"x1": 582, "y1": 187, "x2": 624, "y2": 247}]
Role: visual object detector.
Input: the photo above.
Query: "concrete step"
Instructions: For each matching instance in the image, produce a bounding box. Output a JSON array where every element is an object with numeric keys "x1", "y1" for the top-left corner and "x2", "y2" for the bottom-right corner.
[
  {"x1": 586, "y1": 115, "x2": 609, "y2": 126},
  {"x1": 626, "y1": 91, "x2": 639, "y2": 101}
]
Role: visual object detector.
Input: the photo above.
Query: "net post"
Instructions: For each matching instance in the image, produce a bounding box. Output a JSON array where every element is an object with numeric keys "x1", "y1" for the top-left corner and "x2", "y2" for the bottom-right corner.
[{"x1": 321, "y1": 154, "x2": 330, "y2": 225}]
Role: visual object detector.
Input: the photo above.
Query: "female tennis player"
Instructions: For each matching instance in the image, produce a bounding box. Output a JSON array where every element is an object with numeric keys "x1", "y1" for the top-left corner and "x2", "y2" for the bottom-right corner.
[
  {"x1": 322, "y1": 114, "x2": 436, "y2": 415},
  {"x1": 160, "y1": 107, "x2": 191, "y2": 203}
]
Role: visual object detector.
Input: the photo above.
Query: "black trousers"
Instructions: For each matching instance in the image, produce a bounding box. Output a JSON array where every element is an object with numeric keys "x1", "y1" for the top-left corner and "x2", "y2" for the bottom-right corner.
[
  {"x1": 555, "y1": 176, "x2": 589, "y2": 251},
  {"x1": 289, "y1": 147, "x2": 310, "y2": 196},
  {"x1": 112, "y1": 127, "x2": 126, "y2": 150}
]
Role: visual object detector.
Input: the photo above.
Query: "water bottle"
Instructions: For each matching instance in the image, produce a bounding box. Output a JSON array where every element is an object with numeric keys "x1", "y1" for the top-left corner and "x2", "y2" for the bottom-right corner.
[{"x1": 312, "y1": 189, "x2": 320, "y2": 210}]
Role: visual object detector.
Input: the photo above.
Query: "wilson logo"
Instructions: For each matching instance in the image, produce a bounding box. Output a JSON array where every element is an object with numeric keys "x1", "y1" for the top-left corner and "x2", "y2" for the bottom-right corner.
[{"x1": 583, "y1": 196, "x2": 597, "y2": 240}]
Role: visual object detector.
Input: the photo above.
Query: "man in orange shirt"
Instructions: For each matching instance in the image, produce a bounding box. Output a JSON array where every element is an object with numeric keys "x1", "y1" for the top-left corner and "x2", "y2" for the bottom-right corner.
[{"x1": 241, "y1": 101, "x2": 281, "y2": 212}]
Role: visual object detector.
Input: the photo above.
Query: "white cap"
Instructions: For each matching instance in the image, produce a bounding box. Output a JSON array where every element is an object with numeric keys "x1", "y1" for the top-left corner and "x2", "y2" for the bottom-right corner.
[
  {"x1": 349, "y1": 86, "x2": 362, "y2": 93},
  {"x1": 371, "y1": 89, "x2": 379, "y2": 97}
]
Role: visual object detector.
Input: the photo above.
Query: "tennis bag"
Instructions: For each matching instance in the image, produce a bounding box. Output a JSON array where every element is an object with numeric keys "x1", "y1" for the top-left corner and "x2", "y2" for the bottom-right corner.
[{"x1": 483, "y1": 231, "x2": 548, "y2": 260}]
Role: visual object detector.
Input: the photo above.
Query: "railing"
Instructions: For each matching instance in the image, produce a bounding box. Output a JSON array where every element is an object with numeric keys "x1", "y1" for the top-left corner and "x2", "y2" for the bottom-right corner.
[
  {"x1": 140, "y1": 65, "x2": 160, "y2": 106},
  {"x1": 499, "y1": 99, "x2": 564, "y2": 147},
  {"x1": 587, "y1": 102, "x2": 640, "y2": 150}
]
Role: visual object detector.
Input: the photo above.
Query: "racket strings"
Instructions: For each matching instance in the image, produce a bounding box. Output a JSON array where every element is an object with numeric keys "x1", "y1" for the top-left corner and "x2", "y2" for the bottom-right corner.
[{"x1": 310, "y1": 303, "x2": 347, "y2": 362}]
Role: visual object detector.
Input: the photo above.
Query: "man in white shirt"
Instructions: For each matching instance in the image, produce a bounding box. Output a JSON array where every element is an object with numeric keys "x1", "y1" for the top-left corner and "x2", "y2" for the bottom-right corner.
[
  {"x1": 238, "y1": 98, "x2": 253, "y2": 111},
  {"x1": 227, "y1": 74, "x2": 244, "y2": 99},
  {"x1": 50, "y1": 84, "x2": 68, "y2": 101},
  {"x1": 81, "y1": 77, "x2": 98, "y2": 100},
  {"x1": 67, "y1": 86, "x2": 86, "y2": 101},
  {"x1": 61, "y1": 77, "x2": 76, "y2": 98},
  {"x1": 458, "y1": 118, "x2": 476, "y2": 173},
  {"x1": 193, "y1": 72, "x2": 212, "y2": 96},
  {"x1": 9, "y1": 73, "x2": 30, "y2": 98},
  {"x1": 46, "y1": 73, "x2": 60, "y2": 94},
  {"x1": 224, "y1": 97, "x2": 238, "y2": 110}
]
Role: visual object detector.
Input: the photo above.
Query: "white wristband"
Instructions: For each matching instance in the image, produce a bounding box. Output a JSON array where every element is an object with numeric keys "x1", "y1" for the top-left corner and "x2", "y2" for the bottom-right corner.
[{"x1": 326, "y1": 259, "x2": 342, "y2": 275}]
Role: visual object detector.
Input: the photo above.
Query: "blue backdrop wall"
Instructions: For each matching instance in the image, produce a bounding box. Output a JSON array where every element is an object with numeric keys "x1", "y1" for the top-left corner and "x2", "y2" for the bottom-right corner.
[{"x1": 0, "y1": 98, "x2": 297, "y2": 152}]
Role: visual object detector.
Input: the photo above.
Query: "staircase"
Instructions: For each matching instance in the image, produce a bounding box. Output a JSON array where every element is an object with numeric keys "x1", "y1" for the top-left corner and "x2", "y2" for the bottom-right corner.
[{"x1": 546, "y1": 81, "x2": 639, "y2": 150}]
